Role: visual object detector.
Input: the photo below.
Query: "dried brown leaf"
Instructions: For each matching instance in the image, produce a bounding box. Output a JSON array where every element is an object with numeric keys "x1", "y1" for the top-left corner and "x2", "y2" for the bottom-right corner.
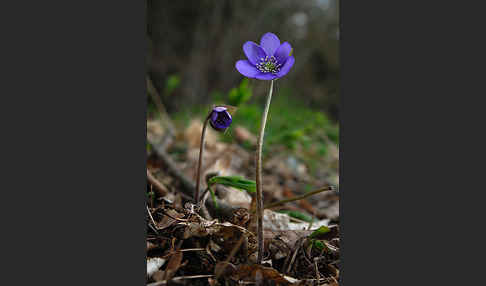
[
  {"x1": 163, "y1": 251, "x2": 183, "y2": 281},
  {"x1": 157, "y1": 209, "x2": 184, "y2": 230},
  {"x1": 214, "y1": 261, "x2": 237, "y2": 278},
  {"x1": 326, "y1": 264, "x2": 339, "y2": 279},
  {"x1": 147, "y1": 241, "x2": 157, "y2": 251},
  {"x1": 235, "y1": 264, "x2": 298, "y2": 285},
  {"x1": 152, "y1": 270, "x2": 165, "y2": 282}
]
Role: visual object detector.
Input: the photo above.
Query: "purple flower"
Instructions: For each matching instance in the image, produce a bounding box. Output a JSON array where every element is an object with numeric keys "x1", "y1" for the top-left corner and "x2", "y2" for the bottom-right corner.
[
  {"x1": 209, "y1": 106, "x2": 232, "y2": 131},
  {"x1": 235, "y1": 32, "x2": 295, "y2": 80}
]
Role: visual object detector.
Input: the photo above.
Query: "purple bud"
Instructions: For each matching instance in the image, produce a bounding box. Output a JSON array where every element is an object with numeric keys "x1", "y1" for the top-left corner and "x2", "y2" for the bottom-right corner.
[{"x1": 209, "y1": 106, "x2": 232, "y2": 131}]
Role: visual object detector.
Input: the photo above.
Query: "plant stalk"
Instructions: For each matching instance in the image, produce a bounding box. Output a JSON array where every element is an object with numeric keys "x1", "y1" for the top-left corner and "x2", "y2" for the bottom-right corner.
[
  {"x1": 195, "y1": 115, "x2": 210, "y2": 206},
  {"x1": 255, "y1": 79, "x2": 274, "y2": 264}
]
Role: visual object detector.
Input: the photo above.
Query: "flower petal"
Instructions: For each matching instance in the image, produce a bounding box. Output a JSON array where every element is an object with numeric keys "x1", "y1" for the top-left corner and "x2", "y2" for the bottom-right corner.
[
  {"x1": 260, "y1": 32, "x2": 281, "y2": 57},
  {"x1": 255, "y1": 72, "x2": 278, "y2": 81},
  {"x1": 236, "y1": 60, "x2": 260, "y2": 78},
  {"x1": 276, "y1": 56, "x2": 295, "y2": 78},
  {"x1": 243, "y1": 41, "x2": 266, "y2": 65},
  {"x1": 274, "y1": 42, "x2": 292, "y2": 65}
]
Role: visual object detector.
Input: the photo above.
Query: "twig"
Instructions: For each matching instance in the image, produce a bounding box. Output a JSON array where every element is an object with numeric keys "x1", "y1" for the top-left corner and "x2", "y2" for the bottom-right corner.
[
  {"x1": 150, "y1": 143, "x2": 196, "y2": 200},
  {"x1": 199, "y1": 188, "x2": 212, "y2": 220},
  {"x1": 148, "y1": 223, "x2": 158, "y2": 235},
  {"x1": 179, "y1": 248, "x2": 205, "y2": 252},
  {"x1": 147, "y1": 169, "x2": 168, "y2": 196},
  {"x1": 146, "y1": 76, "x2": 175, "y2": 136},
  {"x1": 215, "y1": 235, "x2": 246, "y2": 279},
  {"x1": 149, "y1": 131, "x2": 238, "y2": 218},
  {"x1": 287, "y1": 216, "x2": 308, "y2": 224},
  {"x1": 285, "y1": 237, "x2": 304, "y2": 274},
  {"x1": 146, "y1": 206, "x2": 159, "y2": 234},
  {"x1": 159, "y1": 209, "x2": 189, "y2": 222},
  {"x1": 204, "y1": 243, "x2": 217, "y2": 263},
  {"x1": 264, "y1": 186, "x2": 333, "y2": 210},
  {"x1": 147, "y1": 275, "x2": 214, "y2": 286},
  {"x1": 314, "y1": 258, "x2": 321, "y2": 286}
]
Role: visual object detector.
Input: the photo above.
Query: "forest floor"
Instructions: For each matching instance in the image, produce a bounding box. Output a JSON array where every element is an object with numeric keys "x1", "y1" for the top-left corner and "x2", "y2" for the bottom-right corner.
[{"x1": 146, "y1": 106, "x2": 340, "y2": 286}]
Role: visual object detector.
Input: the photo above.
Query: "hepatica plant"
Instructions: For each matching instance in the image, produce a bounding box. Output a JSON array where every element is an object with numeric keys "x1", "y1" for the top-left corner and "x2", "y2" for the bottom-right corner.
[
  {"x1": 236, "y1": 32, "x2": 294, "y2": 264},
  {"x1": 194, "y1": 106, "x2": 233, "y2": 206}
]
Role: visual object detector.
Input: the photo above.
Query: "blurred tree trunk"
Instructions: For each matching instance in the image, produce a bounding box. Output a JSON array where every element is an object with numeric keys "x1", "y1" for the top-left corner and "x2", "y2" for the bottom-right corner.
[{"x1": 147, "y1": 0, "x2": 340, "y2": 120}]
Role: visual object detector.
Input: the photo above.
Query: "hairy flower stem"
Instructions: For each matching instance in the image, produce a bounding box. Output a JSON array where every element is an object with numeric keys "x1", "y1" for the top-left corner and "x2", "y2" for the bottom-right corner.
[
  {"x1": 255, "y1": 79, "x2": 274, "y2": 264},
  {"x1": 195, "y1": 115, "x2": 211, "y2": 206}
]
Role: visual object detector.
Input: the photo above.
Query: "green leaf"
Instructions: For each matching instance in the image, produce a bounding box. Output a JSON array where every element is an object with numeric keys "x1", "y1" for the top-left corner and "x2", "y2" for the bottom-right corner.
[
  {"x1": 208, "y1": 176, "x2": 256, "y2": 194},
  {"x1": 311, "y1": 239, "x2": 325, "y2": 251},
  {"x1": 228, "y1": 79, "x2": 252, "y2": 106},
  {"x1": 208, "y1": 186, "x2": 219, "y2": 209},
  {"x1": 277, "y1": 210, "x2": 314, "y2": 223},
  {"x1": 164, "y1": 75, "x2": 180, "y2": 96},
  {"x1": 309, "y1": 226, "x2": 331, "y2": 239}
]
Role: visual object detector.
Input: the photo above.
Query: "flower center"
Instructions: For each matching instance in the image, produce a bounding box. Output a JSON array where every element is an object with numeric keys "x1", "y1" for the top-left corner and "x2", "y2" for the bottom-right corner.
[{"x1": 255, "y1": 56, "x2": 282, "y2": 74}]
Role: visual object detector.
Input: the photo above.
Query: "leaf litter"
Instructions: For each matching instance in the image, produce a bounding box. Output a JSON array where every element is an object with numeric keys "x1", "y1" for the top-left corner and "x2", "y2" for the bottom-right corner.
[{"x1": 147, "y1": 118, "x2": 339, "y2": 285}]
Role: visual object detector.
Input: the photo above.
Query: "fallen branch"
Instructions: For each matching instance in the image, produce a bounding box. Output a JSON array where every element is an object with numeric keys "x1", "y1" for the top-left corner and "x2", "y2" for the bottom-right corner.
[
  {"x1": 147, "y1": 274, "x2": 214, "y2": 286},
  {"x1": 149, "y1": 136, "x2": 238, "y2": 219},
  {"x1": 147, "y1": 169, "x2": 168, "y2": 196}
]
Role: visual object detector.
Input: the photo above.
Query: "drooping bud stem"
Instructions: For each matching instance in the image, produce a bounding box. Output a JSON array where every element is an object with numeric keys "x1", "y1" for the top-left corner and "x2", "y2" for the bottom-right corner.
[
  {"x1": 195, "y1": 106, "x2": 233, "y2": 206},
  {"x1": 255, "y1": 79, "x2": 274, "y2": 264},
  {"x1": 195, "y1": 115, "x2": 210, "y2": 206}
]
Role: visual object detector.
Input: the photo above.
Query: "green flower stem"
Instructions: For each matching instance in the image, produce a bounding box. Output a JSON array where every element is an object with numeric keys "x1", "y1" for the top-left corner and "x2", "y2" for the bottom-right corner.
[
  {"x1": 255, "y1": 79, "x2": 274, "y2": 264},
  {"x1": 195, "y1": 115, "x2": 211, "y2": 206}
]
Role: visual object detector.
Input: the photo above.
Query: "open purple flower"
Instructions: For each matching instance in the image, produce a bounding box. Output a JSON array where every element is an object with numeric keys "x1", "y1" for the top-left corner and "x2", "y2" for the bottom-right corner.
[
  {"x1": 209, "y1": 106, "x2": 232, "y2": 131},
  {"x1": 235, "y1": 32, "x2": 294, "y2": 80}
]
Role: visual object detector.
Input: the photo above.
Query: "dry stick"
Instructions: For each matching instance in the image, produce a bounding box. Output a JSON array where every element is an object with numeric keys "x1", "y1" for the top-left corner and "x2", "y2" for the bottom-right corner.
[
  {"x1": 146, "y1": 76, "x2": 176, "y2": 136},
  {"x1": 287, "y1": 216, "x2": 309, "y2": 224},
  {"x1": 255, "y1": 79, "x2": 274, "y2": 264},
  {"x1": 149, "y1": 135, "x2": 238, "y2": 218},
  {"x1": 194, "y1": 115, "x2": 210, "y2": 206},
  {"x1": 179, "y1": 248, "x2": 205, "y2": 252},
  {"x1": 248, "y1": 186, "x2": 335, "y2": 216},
  {"x1": 215, "y1": 235, "x2": 246, "y2": 279},
  {"x1": 286, "y1": 238, "x2": 304, "y2": 274},
  {"x1": 314, "y1": 258, "x2": 321, "y2": 286},
  {"x1": 147, "y1": 206, "x2": 158, "y2": 231},
  {"x1": 199, "y1": 188, "x2": 213, "y2": 220},
  {"x1": 147, "y1": 169, "x2": 168, "y2": 196},
  {"x1": 151, "y1": 143, "x2": 194, "y2": 199},
  {"x1": 147, "y1": 275, "x2": 214, "y2": 286},
  {"x1": 264, "y1": 186, "x2": 334, "y2": 210},
  {"x1": 146, "y1": 206, "x2": 159, "y2": 235}
]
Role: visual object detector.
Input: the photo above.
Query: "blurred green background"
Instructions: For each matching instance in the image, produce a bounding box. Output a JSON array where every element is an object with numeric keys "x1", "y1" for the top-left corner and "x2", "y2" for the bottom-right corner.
[{"x1": 147, "y1": 0, "x2": 339, "y2": 180}]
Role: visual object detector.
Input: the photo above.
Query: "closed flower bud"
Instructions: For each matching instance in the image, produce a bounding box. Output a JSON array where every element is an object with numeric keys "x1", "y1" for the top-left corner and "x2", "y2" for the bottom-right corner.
[{"x1": 209, "y1": 106, "x2": 232, "y2": 131}]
